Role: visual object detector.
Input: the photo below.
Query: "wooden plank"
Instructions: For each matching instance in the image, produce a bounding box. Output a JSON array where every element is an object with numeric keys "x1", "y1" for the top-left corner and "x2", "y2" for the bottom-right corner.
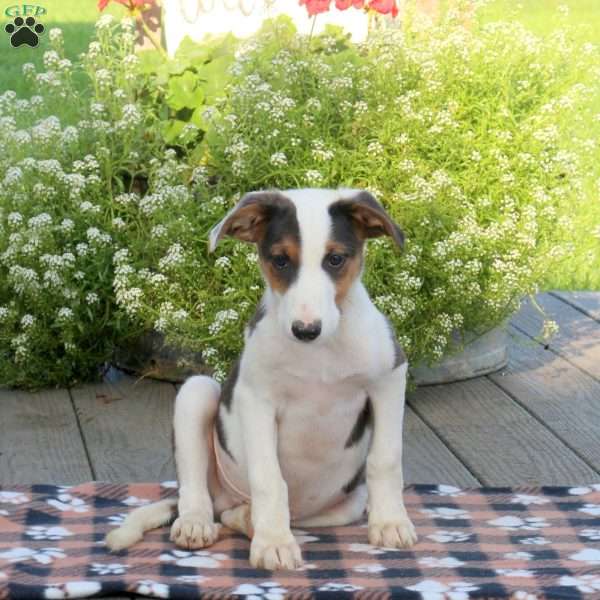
[
  {"x1": 0, "y1": 388, "x2": 92, "y2": 485},
  {"x1": 70, "y1": 369, "x2": 177, "y2": 482},
  {"x1": 403, "y1": 407, "x2": 480, "y2": 486},
  {"x1": 552, "y1": 291, "x2": 600, "y2": 322},
  {"x1": 408, "y1": 377, "x2": 598, "y2": 486},
  {"x1": 511, "y1": 293, "x2": 600, "y2": 381},
  {"x1": 489, "y1": 326, "x2": 600, "y2": 475}
]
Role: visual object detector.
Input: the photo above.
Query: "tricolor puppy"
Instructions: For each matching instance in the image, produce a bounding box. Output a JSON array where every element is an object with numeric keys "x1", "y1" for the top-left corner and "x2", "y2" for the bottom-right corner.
[{"x1": 106, "y1": 188, "x2": 417, "y2": 570}]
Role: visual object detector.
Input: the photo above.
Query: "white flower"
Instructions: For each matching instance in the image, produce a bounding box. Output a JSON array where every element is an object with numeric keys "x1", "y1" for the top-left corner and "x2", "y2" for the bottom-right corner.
[
  {"x1": 57, "y1": 307, "x2": 73, "y2": 321},
  {"x1": 209, "y1": 309, "x2": 239, "y2": 335},
  {"x1": 49, "y1": 27, "x2": 62, "y2": 43},
  {"x1": 305, "y1": 169, "x2": 324, "y2": 185},
  {"x1": 215, "y1": 256, "x2": 231, "y2": 269},
  {"x1": 269, "y1": 152, "x2": 288, "y2": 166}
]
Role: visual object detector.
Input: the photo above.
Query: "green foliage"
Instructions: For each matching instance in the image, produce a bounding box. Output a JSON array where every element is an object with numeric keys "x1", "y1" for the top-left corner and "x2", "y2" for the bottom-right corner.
[
  {"x1": 138, "y1": 34, "x2": 237, "y2": 145},
  {"x1": 0, "y1": 10, "x2": 598, "y2": 389}
]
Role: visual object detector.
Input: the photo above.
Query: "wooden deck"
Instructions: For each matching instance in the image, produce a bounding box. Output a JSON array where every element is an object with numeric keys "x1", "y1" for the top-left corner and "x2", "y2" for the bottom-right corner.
[{"x1": 1, "y1": 291, "x2": 600, "y2": 489}]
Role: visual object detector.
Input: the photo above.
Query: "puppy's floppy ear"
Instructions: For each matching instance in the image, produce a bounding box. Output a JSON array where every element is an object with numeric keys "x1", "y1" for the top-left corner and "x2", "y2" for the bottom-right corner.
[
  {"x1": 338, "y1": 190, "x2": 404, "y2": 248},
  {"x1": 208, "y1": 191, "x2": 288, "y2": 252}
]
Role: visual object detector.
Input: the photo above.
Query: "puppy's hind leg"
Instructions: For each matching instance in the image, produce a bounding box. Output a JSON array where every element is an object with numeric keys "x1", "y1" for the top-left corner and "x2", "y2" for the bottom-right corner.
[
  {"x1": 170, "y1": 375, "x2": 222, "y2": 550},
  {"x1": 221, "y1": 503, "x2": 253, "y2": 538}
]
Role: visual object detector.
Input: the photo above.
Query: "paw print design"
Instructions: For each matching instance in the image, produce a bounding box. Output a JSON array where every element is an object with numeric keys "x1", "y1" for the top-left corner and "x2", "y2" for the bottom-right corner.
[{"x1": 5, "y1": 16, "x2": 45, "y2": 48}]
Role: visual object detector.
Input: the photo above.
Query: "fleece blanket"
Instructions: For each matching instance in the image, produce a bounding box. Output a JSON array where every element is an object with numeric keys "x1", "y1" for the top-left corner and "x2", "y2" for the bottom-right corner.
[{"x1": 0, "y1": 482, "x2": 599, "y2": 599}]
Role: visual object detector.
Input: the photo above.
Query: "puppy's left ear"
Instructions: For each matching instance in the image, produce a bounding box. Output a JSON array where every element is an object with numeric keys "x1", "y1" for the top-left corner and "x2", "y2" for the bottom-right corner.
[{"x1": 338, "y1": 191, "x2": 404, "y2": 248}]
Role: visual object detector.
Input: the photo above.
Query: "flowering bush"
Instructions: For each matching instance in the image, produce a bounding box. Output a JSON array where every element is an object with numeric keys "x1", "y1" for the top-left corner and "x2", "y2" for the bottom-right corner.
[
  {"x1": 0, "y1": 10, "x2": 598, "y2": 388},
  {"x1": 125, "y1": 15, "x2": 597, "y2": 379},
  {"x1": 0, "y1": 17, "x2": 163, "y2": 387}
]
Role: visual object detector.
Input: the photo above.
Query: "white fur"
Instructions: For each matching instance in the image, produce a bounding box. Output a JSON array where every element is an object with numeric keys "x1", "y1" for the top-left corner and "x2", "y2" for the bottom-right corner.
[{"x1": 106, "y1": 189, "x2": 416, "y2": 569}]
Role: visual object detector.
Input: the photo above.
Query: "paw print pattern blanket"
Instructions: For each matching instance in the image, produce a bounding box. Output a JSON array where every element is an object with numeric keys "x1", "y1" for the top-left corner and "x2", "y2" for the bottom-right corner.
[{"x1": 0, "y1": 482, "x2": 599, "y2": 599}]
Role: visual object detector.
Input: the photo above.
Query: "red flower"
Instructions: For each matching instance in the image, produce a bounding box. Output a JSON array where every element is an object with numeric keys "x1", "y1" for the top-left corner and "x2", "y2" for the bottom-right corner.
[
  {"x1": 368, "y1": 0, "x2": 398, "y2": 16},
  {"x1": 97, "y1": 0, "x2": 110, "y2": 10},
  {"x1": 299, "y1": 0, "x2": 332, "y2": 16}
]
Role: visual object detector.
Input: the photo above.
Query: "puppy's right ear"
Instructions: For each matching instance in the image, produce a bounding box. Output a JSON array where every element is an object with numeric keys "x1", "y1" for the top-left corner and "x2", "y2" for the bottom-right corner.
[{"x1": 208, "y1": 191, "x2": 288, "y2": 252}]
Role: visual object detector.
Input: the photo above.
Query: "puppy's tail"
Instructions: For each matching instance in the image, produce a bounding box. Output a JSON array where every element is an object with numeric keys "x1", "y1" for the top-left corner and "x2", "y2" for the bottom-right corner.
[{"x1": 105, "y1": 497, "x2": 178, "y2": 551}]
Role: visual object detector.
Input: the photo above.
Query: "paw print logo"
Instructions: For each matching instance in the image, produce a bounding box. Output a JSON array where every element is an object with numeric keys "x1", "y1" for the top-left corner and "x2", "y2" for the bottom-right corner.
[{"x1": 5, "y1": 16, "x2": 45, "y2": 48}]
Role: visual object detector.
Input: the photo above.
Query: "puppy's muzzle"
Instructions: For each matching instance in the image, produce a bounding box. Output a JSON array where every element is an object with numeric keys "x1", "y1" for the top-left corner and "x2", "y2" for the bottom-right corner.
[{"x1": 291, "y1": 319, "x2": 322, "y2": 342}]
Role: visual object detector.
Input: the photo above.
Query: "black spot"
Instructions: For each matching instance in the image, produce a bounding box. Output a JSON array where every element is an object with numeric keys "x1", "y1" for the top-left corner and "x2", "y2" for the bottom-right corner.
[
  {"x1": 343, "y1": 462, "x2": 366, "y2": 494},
  {"x1": 247, "y1": 302, "x2": 265, "y2": 335},
  {"x1": 258, "y1": 196, "x2": 301, "y2": 289},
  {"x1": 345, "y1": 397, "x2": 372, "y2": 448},
  {"x1": 215, "y1": 406, "x2": 234, "y2": 461},
  {"x1": 220, "y1": 358, "x2": 240, "y2": 412},
  {"x1": 385, "y1": 316, "x2": 406, "y2": 369},
  {"x1": 328, "y1": 202, "x2": 363, "y2": 257}
]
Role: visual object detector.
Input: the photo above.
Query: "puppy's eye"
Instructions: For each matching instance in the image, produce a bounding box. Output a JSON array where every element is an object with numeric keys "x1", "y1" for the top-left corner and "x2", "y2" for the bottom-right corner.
[
  {"x1": 327, "y1": 254, "x2": 346, "y2": 268},
  {"x1": 272, "y1": 254, "x2": 290, "y2": 269}
]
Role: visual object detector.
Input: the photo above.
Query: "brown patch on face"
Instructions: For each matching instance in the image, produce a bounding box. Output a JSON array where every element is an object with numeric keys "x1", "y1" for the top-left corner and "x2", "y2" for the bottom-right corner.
[
  {"x1": 259, "y1": 235, "x2": 301, "y2": 294},
  {"x1": 334, "y1": 247, "x2": 363, "y2": 307}
]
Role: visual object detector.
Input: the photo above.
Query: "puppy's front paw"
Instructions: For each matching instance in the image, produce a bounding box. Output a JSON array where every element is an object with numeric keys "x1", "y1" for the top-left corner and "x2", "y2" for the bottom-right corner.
[
  {"x1": 170, "y1": 513, "x2": 221, "y2": 550},
  {"x1": 250, "y1": 533, "x2": 303, "y2": 570},
  {"x1": 368, "y1": 515, "x2": 417, "y2": 549}
]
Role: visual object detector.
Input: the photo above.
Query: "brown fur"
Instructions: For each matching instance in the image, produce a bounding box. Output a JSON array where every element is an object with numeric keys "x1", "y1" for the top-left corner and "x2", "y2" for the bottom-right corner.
[{"x1": 259, "y1": 236, "x2": 301, "y2": 294}]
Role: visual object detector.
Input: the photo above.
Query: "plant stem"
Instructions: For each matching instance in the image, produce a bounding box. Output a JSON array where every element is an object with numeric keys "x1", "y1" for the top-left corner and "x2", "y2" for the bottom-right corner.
[{"x1": 139, "y1": 12, "x2": 167, "y2": 57}]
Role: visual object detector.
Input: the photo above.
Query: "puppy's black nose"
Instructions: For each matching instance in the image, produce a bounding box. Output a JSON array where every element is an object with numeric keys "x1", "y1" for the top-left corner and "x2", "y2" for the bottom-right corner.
[{"x1": 292, "y1": 319, "x2": 322, "y2": 341}]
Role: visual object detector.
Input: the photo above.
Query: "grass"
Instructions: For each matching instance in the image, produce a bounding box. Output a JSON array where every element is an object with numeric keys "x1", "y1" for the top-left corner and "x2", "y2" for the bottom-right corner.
[{"x1": 0, "y1": 0, "x2": 598, "y2": 289}]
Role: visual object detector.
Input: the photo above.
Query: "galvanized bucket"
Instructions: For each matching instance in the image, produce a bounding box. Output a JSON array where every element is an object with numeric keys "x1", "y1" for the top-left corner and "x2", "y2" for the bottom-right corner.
[{"x1": 410, "y1": 325, "x2": 508, "y2": 386}]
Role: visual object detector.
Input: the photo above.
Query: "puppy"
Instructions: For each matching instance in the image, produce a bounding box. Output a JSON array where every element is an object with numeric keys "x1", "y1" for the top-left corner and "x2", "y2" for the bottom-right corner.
[{"x1": 106, "y1": 188, "x2": 417, "y2": 570}]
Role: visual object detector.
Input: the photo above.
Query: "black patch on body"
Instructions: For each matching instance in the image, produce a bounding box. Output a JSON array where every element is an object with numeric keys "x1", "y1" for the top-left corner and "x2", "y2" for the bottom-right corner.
[
  {"x1": 345, "y1": 397, "x2": 373, "y2": 448},
  {"x1": 257, "y1": 194, "x2": 301, "y2": 288},
  {"x1": 343, "y1": 462, "x2": 366, "y2": 494},
  {"x1": 247, "y1": 302, "x2": 265, "y2": 335},
  {"x1": 215, "y1": 406, "x2": 234, "y2": 460},
  {"x1": 220, "y1": 358, "x2": 240, "y2": 412},
  {"x1": 385, "y1": 316, "x2": 407, "y2": 369}
]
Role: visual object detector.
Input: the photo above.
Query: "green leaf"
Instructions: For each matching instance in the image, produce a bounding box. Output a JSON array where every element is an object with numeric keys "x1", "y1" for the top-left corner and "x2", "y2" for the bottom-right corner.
[
  {"x1": 137, "y1": 49, "x2": 166, "y2": 74},
  {"x1": 195, "y1": 56, "x2": 232, "y2": 102},
  {"x1": 175, "y1": 35, "x2": 212, "y2": 65},
  {"x1": 163, "y1": 119, "x2": 187, "y2": 143},
  {"x1": 166, "y1": 71, "x2": 204, "y2": 110}
]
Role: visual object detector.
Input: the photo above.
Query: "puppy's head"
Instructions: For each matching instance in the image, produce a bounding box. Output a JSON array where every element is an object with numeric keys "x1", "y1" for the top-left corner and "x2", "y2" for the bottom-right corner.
[{"x1": 209, "y1": 189, "x2": 403, "y2": 343}]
